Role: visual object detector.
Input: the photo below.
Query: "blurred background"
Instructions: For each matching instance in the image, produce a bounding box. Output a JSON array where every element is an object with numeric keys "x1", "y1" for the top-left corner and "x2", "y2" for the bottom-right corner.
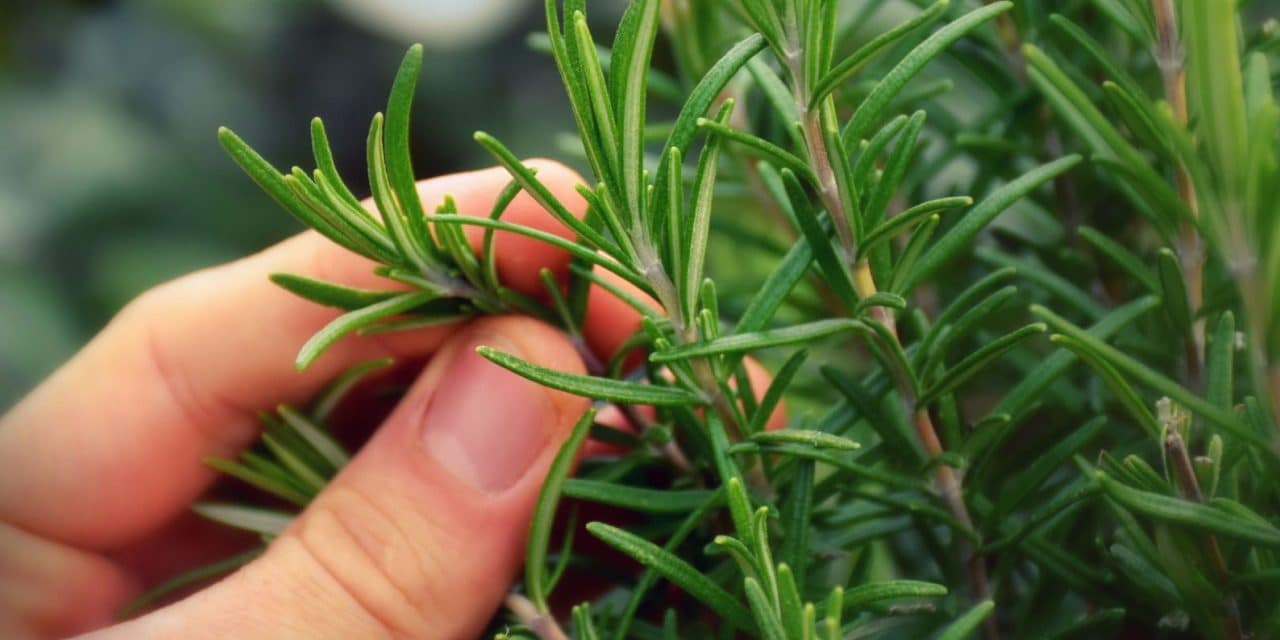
[{"x1": 0, "y1": 0, "x2": 626, "y2": 408}]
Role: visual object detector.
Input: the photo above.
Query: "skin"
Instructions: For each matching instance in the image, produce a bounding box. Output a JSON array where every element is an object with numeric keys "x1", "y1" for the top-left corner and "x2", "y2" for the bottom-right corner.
[{"x1": 0, "y1": 161, "x2": 782, "y2": 640}]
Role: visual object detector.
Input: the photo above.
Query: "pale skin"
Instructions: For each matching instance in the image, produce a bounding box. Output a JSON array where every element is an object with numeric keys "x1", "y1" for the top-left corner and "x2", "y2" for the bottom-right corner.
[{"x1": 0, "y1": 161, "x2": 782, "y2": 639}]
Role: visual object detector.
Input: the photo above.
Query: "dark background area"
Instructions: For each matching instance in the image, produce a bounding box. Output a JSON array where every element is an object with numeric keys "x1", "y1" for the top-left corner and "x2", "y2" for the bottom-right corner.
[{"x1": 0, "y1": 0, "x2": 626, "y2": 408}]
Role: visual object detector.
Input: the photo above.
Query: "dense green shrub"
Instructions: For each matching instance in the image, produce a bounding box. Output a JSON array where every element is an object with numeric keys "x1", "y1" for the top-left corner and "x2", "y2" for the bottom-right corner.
[{"x1": 154, "y1": 1, "x2": 1280, "y2": 637}]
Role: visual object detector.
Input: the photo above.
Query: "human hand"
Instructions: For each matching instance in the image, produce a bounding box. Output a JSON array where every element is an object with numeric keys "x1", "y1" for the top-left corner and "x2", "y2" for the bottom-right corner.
[{"x1": 0, "y1": 161, "x2": 780, "y2": 640}]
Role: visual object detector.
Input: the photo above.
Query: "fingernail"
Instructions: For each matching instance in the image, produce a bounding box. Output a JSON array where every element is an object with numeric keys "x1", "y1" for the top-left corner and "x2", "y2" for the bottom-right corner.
[{"x1": 421, "y1": 333, "x2": 555, "y2": 493}]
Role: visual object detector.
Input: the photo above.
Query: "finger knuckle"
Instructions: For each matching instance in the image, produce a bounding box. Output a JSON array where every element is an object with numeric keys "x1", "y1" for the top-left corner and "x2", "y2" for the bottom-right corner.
[{"x1": 288, "y1": 485, "x2": 453, "y2": 638}]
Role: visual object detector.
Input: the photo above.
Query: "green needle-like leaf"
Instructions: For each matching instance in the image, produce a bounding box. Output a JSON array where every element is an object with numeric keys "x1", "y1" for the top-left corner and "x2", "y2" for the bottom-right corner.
[
  {"x1": 651, "y1": 318, "x2": 858, "y2": 363},
  {"x1": 936, "y1": 600, "x2": 996, "y2": 640},
  {"x1": 810, "y1": 0, "x2": 951, "y2": 107},
  {"x1": 478, "y1": 347, "x2": 702, "y2": 406},
  {"x1": 744, "y1": 576, "x2": 787, "y2": 640},
  {"x1": 296, "y1": 291, "x2": 437, "y2": 371},
  {"x1": 587, "y1": 522, "x2": 756, "y2": 632},
  {"x1": 841, "y1": 580, "x2": 948, "y2": 612},
  {"x1": 920, "y1": 323, "x2": 1047, "y2": 406},
  {"x1": 750, "y1": 430, "x2": 861, "y2": 451},
  {"x1": 192, "y1": 503, "x2": 294, "y2": 536},
  {"x1": 1034, "y1": 305, "x2": 1276, "y2": 454},
  {"x1": 1098, "y1": 473, "x2": 1280, "y2": 547},
  {"x1": 276, "y1": 405, "x2": 350, "y2": 470},
  {"x1": 562, "y1": 479, "x2": 715, "y2": 514},
  {"x1": 383, "y1": 44, "x2": 438, "y2": 262},
  {"x1": 269, "y1": 273, "x2": 401, "y2": 311},
  {"x1": 904, "y1": 155, "x2": 1081, "y2": 292},
  {"x1": 844, "y1": 2, "x2": 1012, "y2": 143},
  {"x1": 526, "y1": 408, "x2": 594, "y2": 612}
]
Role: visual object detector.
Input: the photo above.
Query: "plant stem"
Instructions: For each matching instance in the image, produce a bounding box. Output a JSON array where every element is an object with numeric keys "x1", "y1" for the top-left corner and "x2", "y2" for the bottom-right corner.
[
  {"x1": 785, "y1": 48, "x2": 994, "y2": 640},
  {"x1": 506, "y1": 593, "x2": 570, "y2": 640},
  {"x1": 1164, "y1": 429, "x2": 1244, "y2": 640},
  {"x1": 1152, "y1": 0, "x2": 1206, "y2": 389}
]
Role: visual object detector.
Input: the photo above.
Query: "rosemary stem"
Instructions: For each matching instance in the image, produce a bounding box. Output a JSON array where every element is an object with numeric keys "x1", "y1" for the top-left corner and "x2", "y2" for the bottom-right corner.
[
  {"x1": 788, "y1": 47, "x2": 994, "y2": 639},
  {"x1": 1165, "y1": 430, "x2": 1244, "y2": 640},
  {"x1": 1152, "y1": 0, "x2": 1206, "y2": 389}
]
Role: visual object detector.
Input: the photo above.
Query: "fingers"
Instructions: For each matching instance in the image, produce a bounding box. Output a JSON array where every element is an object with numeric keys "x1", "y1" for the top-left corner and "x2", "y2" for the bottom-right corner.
[
  {"x1": 0, "y1": 161, "x2": 591, "y2": 550},
  {"x1": 107, "y1": 317, "x2": 590, "y2": 640},
  {"x1": 0, "y1": 523, "x2": 133, "y2": 639}
]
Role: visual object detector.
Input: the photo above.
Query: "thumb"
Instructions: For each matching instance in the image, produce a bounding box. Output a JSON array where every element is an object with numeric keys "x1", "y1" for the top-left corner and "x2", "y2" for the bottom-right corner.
[{"x1": 123, "y1": 317, "x2": 589, "y2": 640}]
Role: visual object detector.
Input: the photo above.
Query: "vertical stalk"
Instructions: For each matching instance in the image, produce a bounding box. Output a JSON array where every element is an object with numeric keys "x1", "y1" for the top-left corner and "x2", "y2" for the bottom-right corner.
[
  {"x1": 1164, "y1": 430, "x2": 1244, "y2": 639},
  {"x1": 783, "y1": 33, "x2": 994, "y2": 639},
  {"x1": 1152, "y1": 0, "x2": 1206, "y2": 388}
]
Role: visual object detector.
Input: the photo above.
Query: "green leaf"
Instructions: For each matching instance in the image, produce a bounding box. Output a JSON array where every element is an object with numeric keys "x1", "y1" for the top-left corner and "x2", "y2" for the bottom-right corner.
[
  {"x1": 782, "y1": 170, "x2": 860, "y2": 310},
  {"x1": 865, "y1": 110, "x2": 926, "y2": 232},
  {"x1": 780, "y1": 459, "x2": 814, "y2": 589},
  {"x1": 610, "y1": 0, "x2": 660, "y2": 217},
  {"x1": 936, "y1": 600, "x2": 995, "y2": 640},
  {"x1": 809, "y1": 0, "x2": 951, "y2": 107},
  {"x1": 1078, "y1": 226, "x2": 1158, "y2": 293},
  {"x1": 730, "y1": 442, "x2": 925, "y2": 492},
  {"x1": 904, "y1": 155, "x2": 1081, "y2": 292},
  {"x1": 428, "y1": 214, "x2": 648, "y2": 294},
  {"x1": 651, "y1": 319, "x2": 858, "y2": 363},
  {"x1": 192, "y1": 503, "x2": 294, "y2": 536},
  {"x1": 844, "y1": 2, "x2": 1012, "y2": 142},
  {"x1": 1183, "y1": 0, "x2": 1248, "y2": 194},
  {"x1": 684, "y1": 102, "x2": 733, "y2": 320},
  {"x1": 748, "y1": 349, "x2": 807, "y2": 435},
  {"x1": 587, "y1": 522, "x2": 756, "y2": 632},
  {"x1": 218, "y1": 127, "x2": 377, "y2": 261},
  {"x1": 296, "y1": 291, "x2": 437, "y2": 371},
  {"x1": 611, "y1": 490, "x2": 723, "y2": 640},
  {"x1": 841, "y1": 580, "x2": 947, "y2": 612},
  {"x1": 367, "y1": 113, "x2": 432, "y2": 272},
  {"x1": 777, "y1": 564, "x2": 804, "y2": 640},
  {"x1": 650, "y1": 33, "x2": 767, "y2": 221},
  {"x1": 1206, "y1": 312, "x2": 1236, "y2": 410},
  {"x1": 276, "y1": 405, "x2": 350, "y2": 470},
  {"x1": 1046, "y1": 334, "x2": 1161, "y2": 440},
  {"x1": 917, "y1": 267, "x2": 1015, "y2": 362},
  {"x1": 573, "y1": 604, "x2": 600, "y2": 640},
  {"x1": 965, "y1": 296, "x2": 1158, "y2": 464},
  {"x1": 309, "y1": 117, "x2": 365, "y2": 212},
  {"x1": 744, "y1": 576, "x2": 787, "y2": 640},
  {"x1": 750, "y1": 430, "x2": 860, "y2": 451},
  {"x1": 310, "y1": 357, "x2": 395, "y2": 422},
  {"x1": 562, "y1": 479, "x2": 715, "y2": 514},
  {"x1": 975, "y1": 247, "x2": 1106, "y2": 321},
  {"x1": 1033, "y1": 305, "x2": 1275, "y2": 453},
  {"x1": 260, "y1": 431, "x2": 328, "y2": 493},
  {"x1": 478, "y1": 347, "x2": 702, "y2": 406},
  {"x1": 571, "y1": 11, "x2": 623, "y2": 188},
  {"x1": 920, "y1": 324, "x2": 1046, "y2": 406},
  {"x1": 118, "y1": 549, "x2": 261, "y2": 618},
  {"x1": 382, "y1": 44, "x2": 437, "y2": 262},
  {"x1": 697, "y1": 117, "x2": 814, "y2": 183},
  {"x1": 1097, "y1": 472, "x2": 1280, "y2": 547},
  {"x1": 203, "y1": 457, "x2": 310, "y2": 507},
  {"x1": 992, "y1": 416, "x2": 1106, "y2": 520},
  {"x1": 1047, "y1": 14, "x2": 1145, "y2": 100},
  {"x1": 859, "y1": 196, "x2": 972, "y2": 258},
  {"x1": 920, "y1": 285, "x2": 1018, "y2": 373},
  {"x1": 735, "y1": 237, "x2": 812, "y2": 335},
  {"x1": 472, "y1": 132, "x2": 618, "y2": 256},
  {"x1": 526, "y1": 408, "x2": 594, "y2": 612},
  {"x1": 269, "y1": 273, "x2": 401, "y2": 311},
  {"x1": 1155, "y1": 248, "x2": 1191, "y2": 335}
]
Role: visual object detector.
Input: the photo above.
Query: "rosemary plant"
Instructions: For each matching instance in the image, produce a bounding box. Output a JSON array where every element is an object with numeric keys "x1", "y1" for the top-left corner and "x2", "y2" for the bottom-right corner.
[{"x1": 141, "y1": 1, "x2": 1280, "y2": 638}]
